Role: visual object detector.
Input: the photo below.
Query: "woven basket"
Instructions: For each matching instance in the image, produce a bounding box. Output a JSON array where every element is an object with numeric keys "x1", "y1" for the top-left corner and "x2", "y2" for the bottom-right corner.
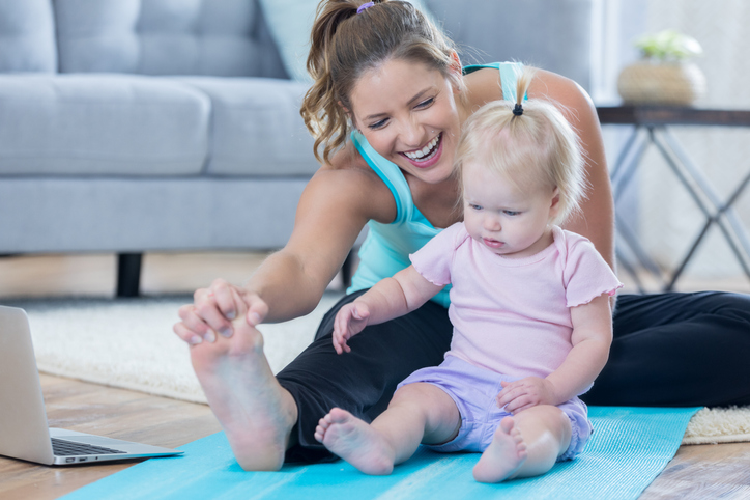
[{"x1": 617, "y1": 61, "x2": 706, "y2": 106}]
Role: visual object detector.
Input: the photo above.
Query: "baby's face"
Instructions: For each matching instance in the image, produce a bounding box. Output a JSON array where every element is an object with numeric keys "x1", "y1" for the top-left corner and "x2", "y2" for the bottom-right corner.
[{"x1": 462, "y1": 162, "x2": 558, "y2": 258}]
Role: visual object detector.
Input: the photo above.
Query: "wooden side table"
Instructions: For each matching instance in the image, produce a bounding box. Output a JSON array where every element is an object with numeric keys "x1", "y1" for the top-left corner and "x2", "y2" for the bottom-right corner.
[{"x1": 597, "y1": 106, "x2": 750, "y2": 291}]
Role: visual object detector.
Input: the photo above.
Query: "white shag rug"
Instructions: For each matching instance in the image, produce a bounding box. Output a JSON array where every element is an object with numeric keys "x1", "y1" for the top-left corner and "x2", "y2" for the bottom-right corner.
[
  {"x1": 7, "y1": 295, "x2": 749, "y2": 446},
  {"x1": 683, "y1": 406, "x2": 750, "y2": 445},
  {"x1": 12, "y1": 294, "x2": 343, "y2": 404}
]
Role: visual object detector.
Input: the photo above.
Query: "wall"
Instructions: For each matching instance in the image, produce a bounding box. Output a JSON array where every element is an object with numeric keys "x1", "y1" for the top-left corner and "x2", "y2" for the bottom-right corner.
[{"x1": 637, "y1": 0, "x2": 750, "y2": 279}]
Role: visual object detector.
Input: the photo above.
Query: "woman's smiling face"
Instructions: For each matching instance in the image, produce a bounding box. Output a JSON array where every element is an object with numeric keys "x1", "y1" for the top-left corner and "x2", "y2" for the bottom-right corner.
[{"x1": 348, "y1": 58, "x2": 463, "y2": 184}]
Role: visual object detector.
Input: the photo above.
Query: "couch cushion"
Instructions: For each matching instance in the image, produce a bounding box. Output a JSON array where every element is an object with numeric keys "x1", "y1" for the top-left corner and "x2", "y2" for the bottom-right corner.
[
  {"x1": 54, "y1": 0, "x2": 287, "y2": 78},
  {"x1": 0, "y1": 0, "x2": 57, "y2": 73},
  {"x1": 177, "y1": 76, "x2": 319, "y2": 177},
  {"x1": 426, "y1": 0, "x2": 593, "y2": 91},
  {"x1": 0, "y1": 177, "x2": 308, "y2": 252},
  {"x1": 258, "y1": 0, "x2": 436, "y2": 83},
  {"x1": 0, "y1": 74, "x2": 209, "y2": 175}
]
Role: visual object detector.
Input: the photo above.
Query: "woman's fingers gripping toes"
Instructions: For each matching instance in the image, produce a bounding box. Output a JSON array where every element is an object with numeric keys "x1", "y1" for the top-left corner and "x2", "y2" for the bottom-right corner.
[
  {"x1": 175, "y1": 304, "x2": 210, "y2": 345},
  {"x1": 174, "y1": 278, "x2": 264, "y2": 345},
  {"x1": 192, "y1": 279, "x2": 239, "y2": 339}
]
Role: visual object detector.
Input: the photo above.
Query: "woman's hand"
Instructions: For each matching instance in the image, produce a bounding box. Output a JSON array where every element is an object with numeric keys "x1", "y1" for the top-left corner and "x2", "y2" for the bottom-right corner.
[
  {"x1": 495, "y1": 377, "x2": 561, "y2": 414},
  {"x1": 173, "y1": 278, "x2": 269, "y2": 344},
  {"x1": 332, "y1": 301, "x2": 371, "y2": 354}
]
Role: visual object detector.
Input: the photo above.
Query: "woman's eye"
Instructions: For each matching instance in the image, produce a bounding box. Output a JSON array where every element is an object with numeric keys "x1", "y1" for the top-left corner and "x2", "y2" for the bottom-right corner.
[
  {"x1": 415, "y1": 97, "x2": 435, "y2": 109},
  {"x1": 368, "y1": 119, "x2": 388, "y2": 130}
]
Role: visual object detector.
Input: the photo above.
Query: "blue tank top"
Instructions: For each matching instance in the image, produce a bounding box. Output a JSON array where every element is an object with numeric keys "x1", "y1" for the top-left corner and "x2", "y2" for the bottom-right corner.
[{"x1": 347, "y1": 61, "x2": 525, "y2": 308}]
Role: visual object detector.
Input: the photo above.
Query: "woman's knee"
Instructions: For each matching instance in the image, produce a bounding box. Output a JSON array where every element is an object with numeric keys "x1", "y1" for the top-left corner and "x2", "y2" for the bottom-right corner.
[{"x1": 707, "y1": 291, "x2": 750, "y2": 321}]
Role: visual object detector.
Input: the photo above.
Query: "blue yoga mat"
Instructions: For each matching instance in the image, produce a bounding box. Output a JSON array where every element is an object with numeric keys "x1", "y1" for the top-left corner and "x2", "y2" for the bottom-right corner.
[{"x1": 62, "y1": 407, "x2": 699, "y2": 500}]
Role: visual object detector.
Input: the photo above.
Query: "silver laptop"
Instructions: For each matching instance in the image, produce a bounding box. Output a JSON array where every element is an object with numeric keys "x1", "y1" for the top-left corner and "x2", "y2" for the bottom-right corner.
[{"x1": 0, "y1": 305, "x2": 183, "y2": 465}]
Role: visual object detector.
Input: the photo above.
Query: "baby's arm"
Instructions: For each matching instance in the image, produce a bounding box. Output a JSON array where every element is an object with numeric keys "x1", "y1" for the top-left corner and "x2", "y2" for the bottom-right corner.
[
  {"x1": 496, "y1": 294, "x2": 613, "y2": 413},
  {"x1": 332, "y1": 265, "x2": 443, "y2": 354},
  {"x1": 545, "y1": 294, "x2": 613, "y2": 400}
]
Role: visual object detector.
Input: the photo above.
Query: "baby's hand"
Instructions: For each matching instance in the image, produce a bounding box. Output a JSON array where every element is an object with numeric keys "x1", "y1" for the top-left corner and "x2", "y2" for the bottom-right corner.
[
  {"x1": 496, "y1": 377, "x2": 560, "y2": 414},
  {"x1": 332, "y1": 301, "x2": 371, "y2": 354}
]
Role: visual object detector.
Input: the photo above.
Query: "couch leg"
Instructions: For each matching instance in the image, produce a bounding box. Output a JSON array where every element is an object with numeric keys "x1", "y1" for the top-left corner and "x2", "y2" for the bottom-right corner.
[{"x1": 117, "y1": 253, "x2": 142, "y2": 298}]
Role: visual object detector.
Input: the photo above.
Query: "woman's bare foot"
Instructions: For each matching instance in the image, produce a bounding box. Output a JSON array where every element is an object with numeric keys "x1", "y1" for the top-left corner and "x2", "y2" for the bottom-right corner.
[
  {"x1": 190, "y1": 317, "x2": 297, "y2": 471},
  {"x1": 315, "y1": 408, "x2": 395, "y2": 475},
  {"x1": 472, "y1": 416, "x2": 528, "y2": 483}
]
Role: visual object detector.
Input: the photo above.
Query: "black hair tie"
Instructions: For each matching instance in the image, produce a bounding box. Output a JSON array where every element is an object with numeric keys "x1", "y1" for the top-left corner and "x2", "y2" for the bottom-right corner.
[{"x1": 513, "y1": 103, "x2": 523, "y2": 116}]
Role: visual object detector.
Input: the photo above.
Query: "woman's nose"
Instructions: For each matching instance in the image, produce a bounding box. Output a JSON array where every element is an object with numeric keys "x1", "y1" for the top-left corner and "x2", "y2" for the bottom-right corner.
[{"x1": 399, "y1": 119, "x2": 425, "y2": 149}]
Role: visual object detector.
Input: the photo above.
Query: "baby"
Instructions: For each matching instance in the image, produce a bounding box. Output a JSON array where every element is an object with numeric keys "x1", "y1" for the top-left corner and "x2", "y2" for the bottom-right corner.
[{"x1": 314, "y1": 66, "x2": 622, "y2": 482}]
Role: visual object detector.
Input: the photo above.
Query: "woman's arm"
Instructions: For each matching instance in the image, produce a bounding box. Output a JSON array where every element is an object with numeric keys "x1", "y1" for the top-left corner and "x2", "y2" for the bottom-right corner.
[
  {"x1": 247, "y1": 166, "x2": 391, "y2": 321},
  {"x1": 529, "y1": 71, "x2": 615, "y2": 272},
  {"x1": 174, "y1": 147, "x2": 397, "y2": 343}
]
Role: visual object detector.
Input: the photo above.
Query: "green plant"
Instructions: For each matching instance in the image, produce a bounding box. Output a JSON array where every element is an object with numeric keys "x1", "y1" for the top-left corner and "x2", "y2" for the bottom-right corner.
[{"x1": 634, "y1": 30, "x2": 702, "y2": 61}]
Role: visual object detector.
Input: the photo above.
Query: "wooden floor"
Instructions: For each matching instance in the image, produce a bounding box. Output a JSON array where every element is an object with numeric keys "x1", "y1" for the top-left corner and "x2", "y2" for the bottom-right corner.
[
  {"x1": 0, "y1": 375, "x2": 221, "y2": 500},
  {"x1": 0, "y1": 375, "x2": 748, "y2": 500},
  {"x1": 1, "y1": 252, "x2": 749, "y2": 499}
]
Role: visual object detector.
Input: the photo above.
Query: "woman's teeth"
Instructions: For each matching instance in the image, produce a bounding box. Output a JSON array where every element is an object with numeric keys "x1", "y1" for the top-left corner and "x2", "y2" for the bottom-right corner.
[{"x1": 403, "y1": 134, "x2": 440, "y2": 161}]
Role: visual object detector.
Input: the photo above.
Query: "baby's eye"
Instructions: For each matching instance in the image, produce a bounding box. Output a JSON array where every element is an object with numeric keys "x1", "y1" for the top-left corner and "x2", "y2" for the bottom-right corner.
[
  {"x1": 469, "y1": 204, "x2": 483, "y2": 211},
  {"x1": 503, "y1": 210, "x2": 521, "y2": 217}
]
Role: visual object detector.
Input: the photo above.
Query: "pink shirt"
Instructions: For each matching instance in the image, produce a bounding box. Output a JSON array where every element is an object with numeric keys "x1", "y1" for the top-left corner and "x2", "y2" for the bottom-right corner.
[{"x1": 410, "y1": 223, "x2": 622, "y2": 387}]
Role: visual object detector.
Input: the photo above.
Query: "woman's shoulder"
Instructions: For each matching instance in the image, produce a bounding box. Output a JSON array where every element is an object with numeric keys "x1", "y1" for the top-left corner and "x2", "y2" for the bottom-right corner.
[
  {"x1": 323, "y1": 139, "x2": 371, "y2": 172},
  {"x1": 528, "y1": 69, "x2": 597, "y2": 120},
  {"x1": 463, "y1": 66, "x2": 503, "y2": 108},
  {"x1": 310, "y1": 141, "x2": 397, "y2": 224},
  {"x1": 464, "y1": 64, "x2": 594, "y2": 114}
]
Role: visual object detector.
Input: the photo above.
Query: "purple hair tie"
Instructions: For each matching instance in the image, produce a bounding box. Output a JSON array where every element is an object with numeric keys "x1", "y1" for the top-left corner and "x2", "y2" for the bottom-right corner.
[{"x1": 357, "y1": 1, "x2": 375, "y2": 14}]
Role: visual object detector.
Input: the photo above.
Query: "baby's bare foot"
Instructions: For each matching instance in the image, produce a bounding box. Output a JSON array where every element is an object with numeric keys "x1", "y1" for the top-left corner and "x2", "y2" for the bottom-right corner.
[
  {"x1": 190, "y1": 317, "x2": 296, "y2": 471},
  {"x1": 473, "y1": 416, "x2": 528, "y2": 483},
  {"x1": 315, "y1": 408, "x2": 395, "y2": 475}
]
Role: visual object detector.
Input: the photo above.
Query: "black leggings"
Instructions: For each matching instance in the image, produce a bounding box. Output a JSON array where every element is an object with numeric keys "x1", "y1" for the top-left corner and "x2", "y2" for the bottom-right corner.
[
  {"x1": 277, "y1": 290, "x2": 750, "y2": 463},
  {"x1": 583, "y1": 291, "x2": 750, "y2": 407}
]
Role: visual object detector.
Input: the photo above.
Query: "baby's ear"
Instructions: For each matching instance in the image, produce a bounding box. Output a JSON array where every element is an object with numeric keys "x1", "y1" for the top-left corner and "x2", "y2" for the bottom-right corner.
[{"x1": 549, "y1": 187, "x2": 561, "y2": 219}]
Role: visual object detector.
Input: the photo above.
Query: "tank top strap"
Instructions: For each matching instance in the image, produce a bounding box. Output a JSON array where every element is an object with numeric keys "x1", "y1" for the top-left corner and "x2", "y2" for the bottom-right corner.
[
  {"x1": 350, "y1": 130, "x2": 432, "y2": 227},
  {"x1": 462, "y1": 61, "x2": 527, "y2": 102}
]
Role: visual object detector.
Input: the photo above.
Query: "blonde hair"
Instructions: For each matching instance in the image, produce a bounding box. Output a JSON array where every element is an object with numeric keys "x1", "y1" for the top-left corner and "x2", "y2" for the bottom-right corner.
[
  {"x1": 454, "y1": 66, "x2": 587, "y2": 225},
  {"x1": 300, "y1": 0, "x2": 462, "y2": 164}
]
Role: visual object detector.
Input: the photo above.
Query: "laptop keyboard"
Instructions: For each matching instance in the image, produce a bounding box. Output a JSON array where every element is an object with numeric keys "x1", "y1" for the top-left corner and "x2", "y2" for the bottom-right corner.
[{"x1": 52, "y1": 438, "x2": 126, "y2": 456}]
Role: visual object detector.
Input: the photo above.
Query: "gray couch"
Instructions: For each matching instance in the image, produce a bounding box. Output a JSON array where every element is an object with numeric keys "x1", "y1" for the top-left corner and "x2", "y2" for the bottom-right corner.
[{"x1": 0, "y1": 0, "x2": 595, "y2": 297}]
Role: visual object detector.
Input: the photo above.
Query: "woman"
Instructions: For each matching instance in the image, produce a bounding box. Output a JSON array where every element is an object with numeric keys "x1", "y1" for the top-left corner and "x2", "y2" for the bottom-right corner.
[{"x1": 173, "y1": 0, "x2": 750, "y2": 471}]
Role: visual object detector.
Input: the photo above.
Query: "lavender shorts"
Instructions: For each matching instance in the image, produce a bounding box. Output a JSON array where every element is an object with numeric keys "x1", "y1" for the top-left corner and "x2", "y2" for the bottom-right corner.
[{"x1": 397, "y1": 356, "x2": 593, "y2": 461}]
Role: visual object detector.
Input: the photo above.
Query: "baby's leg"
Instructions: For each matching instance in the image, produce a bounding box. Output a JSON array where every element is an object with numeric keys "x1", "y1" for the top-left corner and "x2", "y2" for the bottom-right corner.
[
  {"x1": 315, "y1": 383, "x2": 460, "y2": 475},
  {"x1": 473, "y1": 405, "x2": 572, "y2": 483}
]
